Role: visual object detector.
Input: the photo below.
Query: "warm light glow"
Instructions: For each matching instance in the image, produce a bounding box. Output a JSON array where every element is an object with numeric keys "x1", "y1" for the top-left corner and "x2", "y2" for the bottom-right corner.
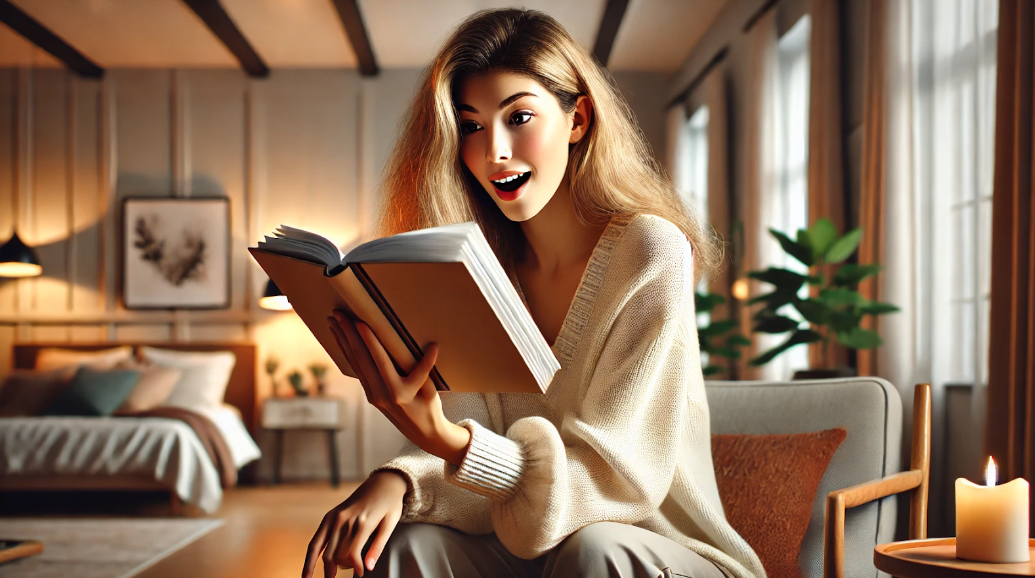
[
  {"x1": 259, "y1": 295, "x2": 292, "y2": 311},
  {"x1": 986, "y1": 456, "x2": 997, "y2": 487},
  {"x1": 732, "y1": 277, "x2": 750, "y2": 301},
  {"x1": 0, "y1": 262, "x2": 42, "y2": 277}
]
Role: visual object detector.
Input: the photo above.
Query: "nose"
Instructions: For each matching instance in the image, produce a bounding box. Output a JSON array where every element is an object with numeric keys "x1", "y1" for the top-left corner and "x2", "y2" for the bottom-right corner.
[{"x1": 486, "y1": 124, "x2": 512, "y2": 163}]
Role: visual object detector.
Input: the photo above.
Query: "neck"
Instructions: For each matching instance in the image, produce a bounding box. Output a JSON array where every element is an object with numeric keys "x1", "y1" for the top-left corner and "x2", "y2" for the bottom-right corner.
[{"x1": 518, "y1": 179, "x2": 605, "y2": 273}]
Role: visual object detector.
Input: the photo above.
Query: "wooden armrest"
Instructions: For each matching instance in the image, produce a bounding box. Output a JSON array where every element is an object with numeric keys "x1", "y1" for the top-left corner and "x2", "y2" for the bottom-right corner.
[
  {"x1": 831, "y1": 470, "x2": 923, "y2": 509},
  {"x1": 823, "y1": 383, "x2": 932, "y2": 578}
]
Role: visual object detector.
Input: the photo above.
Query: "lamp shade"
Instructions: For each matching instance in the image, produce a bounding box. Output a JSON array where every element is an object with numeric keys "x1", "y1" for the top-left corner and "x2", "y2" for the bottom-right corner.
[
  {"x1": 0, "y1": 231, "x2": 42, "y2": 278},
  {"x1": 258, "y1": 278, "x2": 291, "y2": 311}
]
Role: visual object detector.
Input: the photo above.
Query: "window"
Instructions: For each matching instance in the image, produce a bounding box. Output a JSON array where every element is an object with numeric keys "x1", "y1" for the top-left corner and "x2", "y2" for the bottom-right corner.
[
  {"x1": 683, "y1": 105, "x2": 710, "y2": 219},
  {"x1": 759, "y1": 14, "x2": 812, "y2": 380},
  {"x1": 911, "y1": 0, "x2": 997, "y2": 387}
]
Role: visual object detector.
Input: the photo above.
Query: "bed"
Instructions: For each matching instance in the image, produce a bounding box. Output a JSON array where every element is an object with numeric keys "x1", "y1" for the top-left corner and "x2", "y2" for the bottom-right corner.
[{"x1": 0, "y1": 343, "x2": 261, "y2": 514}]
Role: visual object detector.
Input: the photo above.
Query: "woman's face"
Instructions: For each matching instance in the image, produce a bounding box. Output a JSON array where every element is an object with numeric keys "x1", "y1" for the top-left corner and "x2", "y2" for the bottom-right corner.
[{"x1": 456, "y1": 70, "x2": 589, "y2": 222}]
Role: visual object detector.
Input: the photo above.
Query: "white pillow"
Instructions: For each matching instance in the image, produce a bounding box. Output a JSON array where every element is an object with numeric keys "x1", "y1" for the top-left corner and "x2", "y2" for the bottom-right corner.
[
  {"x1": 139, "y1": 347, "x2": 236, "y2": 410},
  {"x1": 35, "y1": 346, "x2": 134, "y2": 371}
]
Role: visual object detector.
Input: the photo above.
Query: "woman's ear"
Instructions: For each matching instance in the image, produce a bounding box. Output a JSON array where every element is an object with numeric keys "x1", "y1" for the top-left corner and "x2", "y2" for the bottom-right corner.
[{"x1": 569, "y1": 95, "x2": 593, "y2": 144}]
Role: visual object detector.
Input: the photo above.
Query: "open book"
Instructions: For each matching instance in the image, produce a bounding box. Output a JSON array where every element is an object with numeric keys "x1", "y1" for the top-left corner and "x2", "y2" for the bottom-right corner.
[{"x1": 249, "y1": 223, "x2": 559, "y2": 394}]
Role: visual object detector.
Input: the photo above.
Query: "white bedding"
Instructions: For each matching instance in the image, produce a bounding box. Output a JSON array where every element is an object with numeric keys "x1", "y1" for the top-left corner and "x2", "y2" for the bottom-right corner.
[{"x1": 0, "y1": 404, "x2": 261, "y2": 514}]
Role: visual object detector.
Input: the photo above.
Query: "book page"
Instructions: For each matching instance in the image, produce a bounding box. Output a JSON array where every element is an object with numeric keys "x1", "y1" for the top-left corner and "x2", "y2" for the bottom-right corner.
[{"x1": 327, "y1": 268, "x2": 418, "y2": 374}]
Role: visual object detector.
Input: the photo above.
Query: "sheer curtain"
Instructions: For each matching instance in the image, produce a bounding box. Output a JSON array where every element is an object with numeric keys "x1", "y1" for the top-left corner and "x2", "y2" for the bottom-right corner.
[
  {"x1": 881, "y1": 0, "x2": 998, "y2": 536},
  {"x1": 746, "y1": 13, "x2": 812, "y2": 381}
]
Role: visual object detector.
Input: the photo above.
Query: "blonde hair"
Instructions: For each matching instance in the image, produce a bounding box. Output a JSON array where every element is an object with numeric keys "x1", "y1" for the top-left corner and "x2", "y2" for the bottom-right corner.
[{"x1": 377, "y1": 8, "x2": 721, "y2": 280}]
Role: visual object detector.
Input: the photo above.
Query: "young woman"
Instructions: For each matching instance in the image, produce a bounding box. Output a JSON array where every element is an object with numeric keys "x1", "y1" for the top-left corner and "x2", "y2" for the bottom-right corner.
[{"x1": 302, "y1": 9, "x2": 764, "y2": 578}]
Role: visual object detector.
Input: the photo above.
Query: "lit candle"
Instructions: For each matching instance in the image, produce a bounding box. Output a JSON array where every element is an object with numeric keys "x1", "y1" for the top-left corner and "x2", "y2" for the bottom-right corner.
[{"x1": 955, "y1": 457, "x2": 1030, "y2": 563}]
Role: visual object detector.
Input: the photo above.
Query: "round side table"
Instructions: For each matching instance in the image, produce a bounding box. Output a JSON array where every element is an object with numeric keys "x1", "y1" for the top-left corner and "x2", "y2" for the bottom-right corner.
[{"x1": 875, "y1": 538, "x2": 1035, "y2": 578}]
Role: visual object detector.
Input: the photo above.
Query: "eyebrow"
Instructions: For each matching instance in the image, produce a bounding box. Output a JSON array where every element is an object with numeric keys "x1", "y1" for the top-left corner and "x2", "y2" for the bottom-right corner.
[{"x1": 456, "y1": 91, "x2": 539, "y2": 113}]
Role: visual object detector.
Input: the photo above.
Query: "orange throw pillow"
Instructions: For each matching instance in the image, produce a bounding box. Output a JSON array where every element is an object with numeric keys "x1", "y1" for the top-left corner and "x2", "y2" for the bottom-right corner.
[{"x1": 711, "y1": 428, "x2": 847, "y2": 578}]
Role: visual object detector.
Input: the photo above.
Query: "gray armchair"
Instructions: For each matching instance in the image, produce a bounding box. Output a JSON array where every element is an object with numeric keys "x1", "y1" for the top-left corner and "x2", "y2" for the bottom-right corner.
[{"x1": 706, "y1": 378, "x2": 931, "y2": 578}]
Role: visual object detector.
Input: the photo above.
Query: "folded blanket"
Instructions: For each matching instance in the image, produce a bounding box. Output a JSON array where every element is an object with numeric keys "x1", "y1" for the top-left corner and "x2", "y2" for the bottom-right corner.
[{"x1": 125, "y1": 407, "x2": 237, "y2": 489}]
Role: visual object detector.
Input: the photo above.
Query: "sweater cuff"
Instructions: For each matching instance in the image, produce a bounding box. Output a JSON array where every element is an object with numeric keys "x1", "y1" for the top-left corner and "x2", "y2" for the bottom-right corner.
[{"x1": 446, "y1": 419, "x2": 524, "y2": 501}]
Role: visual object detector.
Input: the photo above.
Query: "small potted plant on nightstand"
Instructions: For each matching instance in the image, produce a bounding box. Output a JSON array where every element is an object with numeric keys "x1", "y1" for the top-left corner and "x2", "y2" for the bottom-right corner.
[
  {"x1": 265, "y1": 355, "x2": 281, "y2": 397},
  {"x1": 308, "y1": 362, "x2": 329, "y2": 396},
  {"x1": 288, "y1": 370, "x2": 308, "y2": 397}
]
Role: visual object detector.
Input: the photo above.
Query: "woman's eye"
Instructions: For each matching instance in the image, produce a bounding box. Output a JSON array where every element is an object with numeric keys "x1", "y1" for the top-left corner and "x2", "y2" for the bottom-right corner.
[
  {"x1": 510, "y1": 111, "x2": 534, "y2": 126},
  {"x1": 460, "y1": 121, "x2": 482, "y2": 135}
]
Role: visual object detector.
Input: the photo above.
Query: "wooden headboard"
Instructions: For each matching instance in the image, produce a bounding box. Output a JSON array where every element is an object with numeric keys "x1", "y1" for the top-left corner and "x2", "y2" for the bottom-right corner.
[{"x1": 12, "y1": 342, "x2": 257, "y2": 432}]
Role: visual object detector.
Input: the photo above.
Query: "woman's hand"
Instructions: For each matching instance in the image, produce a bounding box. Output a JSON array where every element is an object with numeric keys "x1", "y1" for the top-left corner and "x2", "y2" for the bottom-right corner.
[
  {"x1": 328, "y1": 311, "x2": 471, "y2": 465},
  {"x1": 302, "y1": 471, "x2": 407, "y2": 578}
]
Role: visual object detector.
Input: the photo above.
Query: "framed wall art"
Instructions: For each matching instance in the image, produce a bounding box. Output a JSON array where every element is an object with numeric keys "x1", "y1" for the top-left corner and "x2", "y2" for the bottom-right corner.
[{"x1": 122, "y1": 197, "x2": 231, "y2": 309}]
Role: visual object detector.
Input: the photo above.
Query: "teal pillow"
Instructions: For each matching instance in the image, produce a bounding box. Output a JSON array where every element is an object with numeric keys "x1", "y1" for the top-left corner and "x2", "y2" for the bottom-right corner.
[{"x1": 43, "y1": 367, "x2": 141, "y2": 417}]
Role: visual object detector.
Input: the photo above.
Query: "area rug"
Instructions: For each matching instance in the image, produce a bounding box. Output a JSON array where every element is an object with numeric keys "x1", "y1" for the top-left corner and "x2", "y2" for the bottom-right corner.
[{"x1": 0, "y1": 517, "x2": 224, "y2": 578}]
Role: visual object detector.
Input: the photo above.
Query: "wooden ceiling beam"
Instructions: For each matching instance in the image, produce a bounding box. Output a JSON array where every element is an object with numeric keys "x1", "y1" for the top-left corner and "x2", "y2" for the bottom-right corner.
[
  {"x1": 592, "y1": 0, "x2": 630, "y2": 67},
  {"x1": 330, "y1": 0, "x2": 379, "y2": 76},
  {"x1": 0, "y1": 0, "x2": 103, "y2": 78},
  {"x1": 181, "y1": 0, "x2": 268, "y2": 78}
]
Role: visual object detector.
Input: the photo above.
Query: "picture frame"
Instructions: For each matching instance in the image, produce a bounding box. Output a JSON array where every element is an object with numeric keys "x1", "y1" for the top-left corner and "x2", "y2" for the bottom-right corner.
[{"x1": 122, "y1": 196, "x2": 231, "y2": 310}]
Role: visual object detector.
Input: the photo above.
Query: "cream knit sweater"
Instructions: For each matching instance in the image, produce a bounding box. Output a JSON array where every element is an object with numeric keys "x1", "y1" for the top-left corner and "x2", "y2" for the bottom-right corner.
[{"x1": 374, "y1": 214, "x2": 765, "y2": 578}]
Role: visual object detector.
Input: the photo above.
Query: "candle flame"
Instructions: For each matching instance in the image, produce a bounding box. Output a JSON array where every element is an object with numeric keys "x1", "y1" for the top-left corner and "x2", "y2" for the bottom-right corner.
[{"x1": 985, "y1": 456, "x2": 997, "y2": 487}]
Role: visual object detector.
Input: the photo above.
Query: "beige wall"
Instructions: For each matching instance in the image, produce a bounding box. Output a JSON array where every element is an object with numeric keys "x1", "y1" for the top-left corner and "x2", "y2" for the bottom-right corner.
[{"x1": 0, "y1": 65, "x2": 668, "y2": 484}]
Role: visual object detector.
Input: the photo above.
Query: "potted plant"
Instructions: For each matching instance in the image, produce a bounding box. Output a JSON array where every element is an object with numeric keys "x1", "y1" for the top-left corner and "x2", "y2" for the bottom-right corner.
[
  {"x1": 308, "y1": 362, "x2": 329, "y2": 395},
  {"x1": 288, "y1": 370, "x2": 308, "y2": 397},
  {"x1": 695, "y1": 290, "x2": 750, "y2": 377},
  {"x1": 746, "y1": 218, "x2": 898, "y2": 376},
  {"x1": 265, "y1": 355, "x2": 282, "y2": 397}
]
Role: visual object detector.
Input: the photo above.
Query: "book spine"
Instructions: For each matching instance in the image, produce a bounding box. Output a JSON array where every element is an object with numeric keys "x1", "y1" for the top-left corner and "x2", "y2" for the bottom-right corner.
[{"x1": 351, "y1": 263, "x2": 450, "y2": 392}]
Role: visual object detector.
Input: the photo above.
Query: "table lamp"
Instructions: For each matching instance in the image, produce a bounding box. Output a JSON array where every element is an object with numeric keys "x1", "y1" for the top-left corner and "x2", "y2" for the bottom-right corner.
[
  {"x1": 0, "y1": 231, "x2": 42, "y2": 278},
  {"x1": 259, "y1": 278, "x2": 291, "y2": 311}
]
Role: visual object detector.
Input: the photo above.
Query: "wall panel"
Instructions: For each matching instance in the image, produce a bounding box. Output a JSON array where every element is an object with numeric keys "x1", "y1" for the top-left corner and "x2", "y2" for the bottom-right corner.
[
  {"x1": 71, "y1": 77, "x2": 102, "y2": 313},
  {"x1": 31, "y1": 69, "x2": 71, "y2": 317}
]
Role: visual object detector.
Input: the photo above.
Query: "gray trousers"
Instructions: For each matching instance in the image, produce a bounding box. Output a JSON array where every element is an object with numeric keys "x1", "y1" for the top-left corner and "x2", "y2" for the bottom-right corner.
[{"x1": 363, "y1": 522, "x2": 727, "y2": 578}]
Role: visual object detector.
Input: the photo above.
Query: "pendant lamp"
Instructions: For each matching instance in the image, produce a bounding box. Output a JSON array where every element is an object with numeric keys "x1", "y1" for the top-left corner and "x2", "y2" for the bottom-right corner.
[
  {"x1": 0, "y1": 231, "x2": 42, "y2": 278},
  {"x1": 258, "y1": 278, "x2": 291, "y2": 311}
]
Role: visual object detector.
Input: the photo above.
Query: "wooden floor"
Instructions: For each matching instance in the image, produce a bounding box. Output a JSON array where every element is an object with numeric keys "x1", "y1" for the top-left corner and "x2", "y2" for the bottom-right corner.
[
  {"x1": 0, "y1": 482, "x2": 363, "y2": 578},
  {"x1": 139, "y1": 482, "x2": 363, "y2": 578}
]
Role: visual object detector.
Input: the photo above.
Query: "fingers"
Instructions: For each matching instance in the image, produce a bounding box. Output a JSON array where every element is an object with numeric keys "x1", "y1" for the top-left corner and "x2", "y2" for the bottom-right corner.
[
  {"x1": 341, "y1": 318, "x2": 391, "y2": 405},
  {"x1": 328, "y1": 316, "x2": 367, "y2": 391},
  {"x1": 356, "y1": 321, "x2": 438, "y2": 402},
  {"x1": 354, "y1": 322, "x2": 402, "y2": 388},
  {"x1": 322, "y1": 511, "x2": 350, "y2": 578},
  {"x1": 302, "y1": 512, "x2": 333, "y2": 578},
  {"x1": 343, "y1": 513, "x2": 381, "y2": 577},
  {"x1": 408, "y1": 344, "x2": 439, "y2": 389},
  {"x1": 364, "y1": 510, "x2": 401, "y2": 573}
]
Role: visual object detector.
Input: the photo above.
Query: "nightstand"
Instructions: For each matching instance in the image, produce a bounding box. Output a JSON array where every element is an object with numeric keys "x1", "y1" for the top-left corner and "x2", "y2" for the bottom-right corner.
[{"x1": 262, "y1": 397, "x2": 348, "y2": 487}]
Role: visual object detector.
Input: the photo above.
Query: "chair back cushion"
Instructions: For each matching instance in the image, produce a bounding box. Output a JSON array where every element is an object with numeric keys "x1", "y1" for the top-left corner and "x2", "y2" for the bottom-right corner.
[{"x1": 706, "y1": 378, "x2": 903, "y2": 578}]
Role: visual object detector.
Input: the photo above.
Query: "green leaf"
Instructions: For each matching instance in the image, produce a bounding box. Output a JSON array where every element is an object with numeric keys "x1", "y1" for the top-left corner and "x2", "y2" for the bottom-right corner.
[
  {"x1": 699, "y1": 319, "x2": 739, "y2": 336},
  {"x1": 753, "y1": 315, "x2": 801, "y2": 334},
  {"x1": 749, "y1": 329, "x2": 823, "y2": 366},
  {"x1": 714, "y1": 347, "x2": 743, "y2": 359},
  {"x1": 749, "y1": 267, "x2": 809, "y2": 290},
  {"x1": 770, "y1": 229, "x2": 814, "y2": 267},
  {"x1": 830, "y1": 310, "x2": 863, "y2": 333},
  {"x1": 795, "y1": 299, "x2": 830, "y2": 324},
  {"x1": 702, "y1": 365, "x2": 722, "y2": 377},
  {"x1": 859, "y1": 301, "x2": 900, "y2": 315},
  {"x1": 825, "y1": 228, "x2": 864, "y2": 263},
  {"x1": 833, "y1": 264, "x2": 883, "y2": 287},
  {"x1": 808, "y1": 218, "x2": 839, "y2": 258},
  {"x1": 836, "y1": 327, "x2": 883, "y2": 349},
  {"x1": 818, "y1": 288, "x2": 863, "y2": 308},
  {"x1": 727, "y1": 335, "x2": 752, "y2": 347},
  {"x1": 807, "y1": 271, "x2": 826, "y2": 286},
  {"x1": 694, "y1": 291, "x2": 726, "y2": 313}
]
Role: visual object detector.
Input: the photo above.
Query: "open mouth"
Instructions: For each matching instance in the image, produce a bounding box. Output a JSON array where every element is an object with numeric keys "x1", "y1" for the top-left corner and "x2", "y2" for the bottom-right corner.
[{"x1": 491, "y1": 171, "x2": 530, "y2": 193}]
